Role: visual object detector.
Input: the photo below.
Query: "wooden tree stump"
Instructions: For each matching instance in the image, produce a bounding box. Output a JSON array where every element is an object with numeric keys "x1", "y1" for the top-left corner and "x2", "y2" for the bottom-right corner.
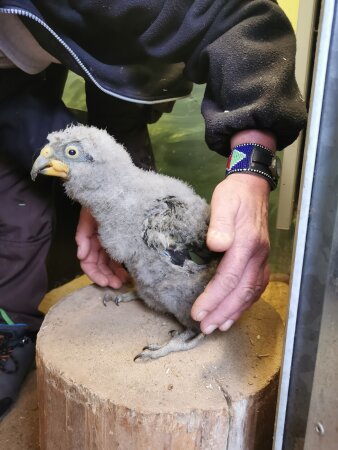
[{"x1": 36, "y1": 285, "x2": 284, "y2": 450}]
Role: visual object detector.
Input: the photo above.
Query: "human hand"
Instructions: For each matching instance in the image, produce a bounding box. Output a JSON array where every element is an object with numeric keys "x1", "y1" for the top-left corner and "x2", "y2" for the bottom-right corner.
[
  {"x1": 75, "y1": 207, "x2": 130, "y2": 288},
  {"x1": 191, "y1": 173, "x2": 271, "y2": 334}
]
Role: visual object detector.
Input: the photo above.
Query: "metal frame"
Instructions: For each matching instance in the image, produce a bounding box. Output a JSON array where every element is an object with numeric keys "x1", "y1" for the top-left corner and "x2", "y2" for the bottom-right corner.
[
  {"x1": 304, "y1": 198, "x2": 338, "y2": 449},
  {"x1": 303, "y1": 3, "x2": 338, "y2": 448},
  {"x1": 273, "y1": 0, "x2": 337, "y2": 448}
]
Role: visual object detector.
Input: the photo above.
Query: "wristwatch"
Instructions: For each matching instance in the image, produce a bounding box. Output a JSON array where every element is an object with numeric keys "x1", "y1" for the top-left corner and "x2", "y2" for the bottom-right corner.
[{"x1": 225, "y1": 143, "x2": 281, "y2": 190}]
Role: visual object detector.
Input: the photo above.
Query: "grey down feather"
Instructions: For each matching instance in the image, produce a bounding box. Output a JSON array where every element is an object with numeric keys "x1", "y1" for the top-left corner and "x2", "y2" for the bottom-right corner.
[{"x1": 31, "y1": 125, "x2": 220, "y2": 360}]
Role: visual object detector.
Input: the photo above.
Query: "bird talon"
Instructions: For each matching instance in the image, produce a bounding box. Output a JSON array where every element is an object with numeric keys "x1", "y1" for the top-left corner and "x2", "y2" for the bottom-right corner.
[
  {"x1": 102, "y1": 294, "x2": 110, "y2": 307},
  {"x1": 133, "y1": 354, "x2": 142, "y2": 362},
  {"x1": 102, "y1": 293, "x2": 124, "y2": 307},
  {"x1": 142, "y1": 343, "x2": 161, "y2": 351},
  {"x1": 133, "y1": 352, "x2": 151, "y2": 363}
]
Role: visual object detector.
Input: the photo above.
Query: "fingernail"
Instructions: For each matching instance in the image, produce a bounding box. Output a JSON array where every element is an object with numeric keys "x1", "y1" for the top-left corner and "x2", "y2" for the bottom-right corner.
[
  {"x1": 195, "y1": 310, "x2": 207, "y2": 321},
  {"x1": 204, "y1": 324, "x2": 217, "y2": 334},
  {"x1": 219, "y1": 319, "x2": 234, "y2": 332}
]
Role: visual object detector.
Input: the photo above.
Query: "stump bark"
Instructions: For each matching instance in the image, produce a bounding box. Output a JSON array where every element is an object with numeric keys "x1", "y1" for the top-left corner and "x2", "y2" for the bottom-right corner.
[{"x1": 37, "y1": 285, "x2": 283, "y2": 450}]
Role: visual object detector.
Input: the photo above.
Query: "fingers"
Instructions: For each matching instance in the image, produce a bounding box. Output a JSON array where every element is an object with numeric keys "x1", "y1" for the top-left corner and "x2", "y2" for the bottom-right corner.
[
  {"x1": 75, "y1": 207, "x2": 97, "y2": 260},
  {"x1": 191, "y1": 243, "x2": 252, "y2": 320},
  {"x1": 217, "y1": 264, "x2": 270, "y2": 329},
  {"x1": 191, "y1": 179, "x2": 240, "y2": 319},
  {"x1": 191, "y1": 174, "x2": 271, "y2": 334},
  {"x1": 192, "y1": 236, "x2": 269, "y2": 333},
  {"x1": 76, "y1": 207, "x2": 129, "y2": 288},
  {"x1": 109, "y1": 259, "x2": 130, "y2": 284},
  {"x1": 80, "y1": 240, "x2": 126, "y2": 289},
  {"x1": 199, "y1": 255, "x2": 269, "y2": 334},
  {"x1": 80, "y1": 257, "x2": 111, "y2": 287}
]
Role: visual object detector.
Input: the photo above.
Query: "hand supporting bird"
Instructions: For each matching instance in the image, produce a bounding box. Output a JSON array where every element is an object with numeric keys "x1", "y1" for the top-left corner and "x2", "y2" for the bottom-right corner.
[
  {"x1": 191, "y1": 173, "x2": 271, "y2": 333},
  {"x1": 76, "y1": 207, "x2": 130, "y2": 289},
  {"x1": 192, "y1": 128, "x2": 274, "y2": 333},
  {"x1": 74, "y1": 129, "x2": 273, "y2": 336}
]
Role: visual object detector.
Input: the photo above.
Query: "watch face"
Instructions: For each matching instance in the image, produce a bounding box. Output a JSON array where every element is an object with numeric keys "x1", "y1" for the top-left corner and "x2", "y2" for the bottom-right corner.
[{"x1": 270, "y1": 156, "x2": 282, "y2": 179}]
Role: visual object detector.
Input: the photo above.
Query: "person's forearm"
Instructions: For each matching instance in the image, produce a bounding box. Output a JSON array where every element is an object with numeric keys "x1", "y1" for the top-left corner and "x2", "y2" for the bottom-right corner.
[{"x1": 230, "y1": 129, "x2": 276, "y2": 153}]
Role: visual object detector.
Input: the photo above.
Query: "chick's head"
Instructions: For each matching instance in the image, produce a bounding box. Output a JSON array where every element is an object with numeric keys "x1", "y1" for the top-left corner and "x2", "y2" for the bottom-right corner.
[{"x1": 31, "y1": 125, "x2": 133, "y2": 186}]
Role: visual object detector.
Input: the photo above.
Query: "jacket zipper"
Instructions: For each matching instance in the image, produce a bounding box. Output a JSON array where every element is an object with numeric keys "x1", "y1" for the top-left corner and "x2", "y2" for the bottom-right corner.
[{"x1": 0, "y1": 7, "x2": 184, "y2": 105}]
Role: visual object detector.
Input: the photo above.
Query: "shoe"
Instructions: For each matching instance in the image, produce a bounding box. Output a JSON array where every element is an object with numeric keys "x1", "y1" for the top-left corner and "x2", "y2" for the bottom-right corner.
[{"x1": 0, "y1": 313, "x2": 36, "y2": 419}]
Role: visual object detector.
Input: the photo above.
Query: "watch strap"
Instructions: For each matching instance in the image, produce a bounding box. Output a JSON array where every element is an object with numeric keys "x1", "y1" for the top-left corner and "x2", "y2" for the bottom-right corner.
[{"x1": 226, "y1": 143, "x2": 278, "y2": 190}]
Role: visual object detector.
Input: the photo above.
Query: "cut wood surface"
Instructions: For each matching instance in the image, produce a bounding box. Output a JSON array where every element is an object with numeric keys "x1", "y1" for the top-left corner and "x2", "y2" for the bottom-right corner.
[{"x1": 37, "y1": 285, "x2": 284, "y2": 450}]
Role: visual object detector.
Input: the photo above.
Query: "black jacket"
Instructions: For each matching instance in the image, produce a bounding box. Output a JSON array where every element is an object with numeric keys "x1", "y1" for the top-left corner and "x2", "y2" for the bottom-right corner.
[{"x1": 0, "y1": 0, "x2": 307, "y2": 155}]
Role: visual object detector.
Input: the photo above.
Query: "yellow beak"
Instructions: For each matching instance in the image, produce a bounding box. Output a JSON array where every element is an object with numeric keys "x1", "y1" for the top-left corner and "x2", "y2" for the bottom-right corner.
[{"x1": 31, "y1": 146, "x2": 69, "y2": 181}]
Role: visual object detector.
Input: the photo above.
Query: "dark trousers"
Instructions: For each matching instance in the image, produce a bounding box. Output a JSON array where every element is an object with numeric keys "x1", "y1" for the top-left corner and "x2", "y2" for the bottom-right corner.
[
  {"x1": 0, "y1": 158, "x2": 52, "y2": 330},
  {"x1": 0, "y1": 66, "x2": 163, "y2": 331}
]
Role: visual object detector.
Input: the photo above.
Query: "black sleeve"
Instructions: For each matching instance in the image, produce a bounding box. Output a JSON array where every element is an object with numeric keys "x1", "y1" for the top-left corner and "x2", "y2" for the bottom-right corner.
[
  {"x1": 181, "y1": 0, "x2": 307, "y2": 155},
  {"x1": 22, "y1": 0, "x2": 306, "y2": 156}
]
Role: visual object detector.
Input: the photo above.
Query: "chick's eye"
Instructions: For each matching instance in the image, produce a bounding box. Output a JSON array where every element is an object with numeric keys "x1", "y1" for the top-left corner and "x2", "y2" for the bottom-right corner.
[{"x1": 65, "y1": 145, "x2": 79, "y2": 158}]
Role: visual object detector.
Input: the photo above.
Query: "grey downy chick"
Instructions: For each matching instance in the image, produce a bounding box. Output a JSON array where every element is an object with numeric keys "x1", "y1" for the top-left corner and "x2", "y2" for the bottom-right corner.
[{"x1": 31, "y1": 125, "x2": 220, "y2": 361}]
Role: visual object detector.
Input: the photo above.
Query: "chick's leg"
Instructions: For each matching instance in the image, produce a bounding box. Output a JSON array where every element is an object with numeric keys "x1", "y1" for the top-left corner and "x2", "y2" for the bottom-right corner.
[
  {"x1": 134, "y1": 328, "x2": 204, "y2": 362},
  {"x1": 103, "y1": 290, "x2": 138, "y2": 307}
]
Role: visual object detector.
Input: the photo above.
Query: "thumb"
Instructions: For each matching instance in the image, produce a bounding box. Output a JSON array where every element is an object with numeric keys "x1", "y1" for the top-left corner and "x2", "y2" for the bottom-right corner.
[{"x1": 207, "y1": 180, "x2": 238, "y2": 252}]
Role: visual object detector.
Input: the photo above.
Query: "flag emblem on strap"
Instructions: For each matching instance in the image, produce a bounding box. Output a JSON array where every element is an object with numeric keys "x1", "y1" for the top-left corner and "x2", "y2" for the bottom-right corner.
[{"x1": 227, "y1": 149, "x2": 247, "y2": 170}]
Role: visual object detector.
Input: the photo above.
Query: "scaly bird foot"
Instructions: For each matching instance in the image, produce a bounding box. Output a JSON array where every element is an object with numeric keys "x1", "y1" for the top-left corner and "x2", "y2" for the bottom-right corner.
[
  {"x1": 102, "y1": 290, "x2": 138, "y2": 307},
  {"x1": 134, "y1": 328, "x2": 205, "y2": 362}
]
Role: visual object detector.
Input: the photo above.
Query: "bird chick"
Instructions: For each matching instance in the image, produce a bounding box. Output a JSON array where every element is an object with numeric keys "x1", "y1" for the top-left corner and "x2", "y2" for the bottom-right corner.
[{"x1": 31, "y1": 125, "x2": 220, "y2": 361}]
